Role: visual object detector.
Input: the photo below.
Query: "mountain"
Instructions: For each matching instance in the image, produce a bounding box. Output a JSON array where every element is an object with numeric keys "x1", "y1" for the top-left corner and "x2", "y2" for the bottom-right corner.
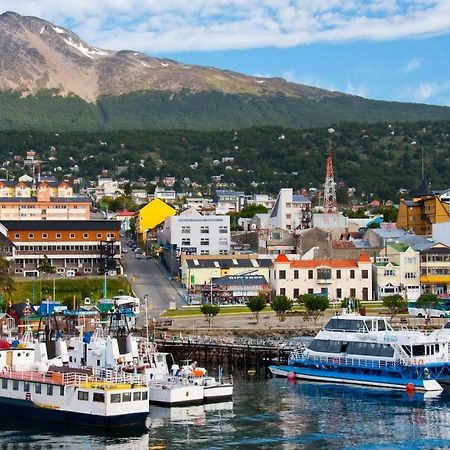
[{"x1": 1, "y1": 11, "x2": 450, "y2": 131}]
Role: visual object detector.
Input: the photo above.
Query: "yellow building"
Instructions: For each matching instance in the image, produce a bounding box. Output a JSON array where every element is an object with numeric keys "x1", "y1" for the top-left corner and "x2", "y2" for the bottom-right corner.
[
  {"x1": 397, "y1": 179, "x2": 450, "y2": 236},
  {"x1": 420, "y1": 243, "x2": 450, "y2": 295},
  {"x1": 137, "y1": 198, "x2": 176, "y2": 243}
]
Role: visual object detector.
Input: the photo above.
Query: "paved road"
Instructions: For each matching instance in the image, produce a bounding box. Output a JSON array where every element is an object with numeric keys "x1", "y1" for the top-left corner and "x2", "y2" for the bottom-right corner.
[{"x1": 121, "y1": 245, "x2": 182, "y2": 319}]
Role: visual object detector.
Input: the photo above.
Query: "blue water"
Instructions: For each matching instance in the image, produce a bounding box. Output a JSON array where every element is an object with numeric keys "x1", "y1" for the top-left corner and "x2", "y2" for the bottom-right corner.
[{"x1": 0, "y1": 379, "x2": 449, "y2": 449}]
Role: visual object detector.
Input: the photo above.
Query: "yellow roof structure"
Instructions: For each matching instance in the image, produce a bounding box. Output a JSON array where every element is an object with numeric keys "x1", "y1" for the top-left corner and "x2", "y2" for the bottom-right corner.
[{"x1": 138, "y1": 198, "x2": 176, "y2": 234}]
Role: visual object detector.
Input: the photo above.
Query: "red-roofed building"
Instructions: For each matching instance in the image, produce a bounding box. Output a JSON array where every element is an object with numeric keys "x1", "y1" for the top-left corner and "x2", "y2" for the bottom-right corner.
[{"x1": 271, "y1": 254, "x2": 373, "y2": 301}]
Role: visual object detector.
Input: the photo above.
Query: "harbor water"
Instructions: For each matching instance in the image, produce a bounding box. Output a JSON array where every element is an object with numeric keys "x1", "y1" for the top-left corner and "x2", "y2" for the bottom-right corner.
[{"x1": 0, "y1": 377, "x2": 449, "y2": 449}]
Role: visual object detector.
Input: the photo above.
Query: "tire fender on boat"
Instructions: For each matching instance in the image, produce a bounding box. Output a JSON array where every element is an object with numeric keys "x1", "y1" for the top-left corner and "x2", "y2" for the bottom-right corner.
[{"x1": 418, "y1": 359, "x2": 424, "y2": 365}]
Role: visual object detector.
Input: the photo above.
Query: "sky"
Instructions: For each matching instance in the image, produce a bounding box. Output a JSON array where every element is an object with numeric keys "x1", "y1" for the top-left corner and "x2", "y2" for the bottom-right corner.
[{"x1": 2, "y1": 0, "x2": 450, "y2": 105}]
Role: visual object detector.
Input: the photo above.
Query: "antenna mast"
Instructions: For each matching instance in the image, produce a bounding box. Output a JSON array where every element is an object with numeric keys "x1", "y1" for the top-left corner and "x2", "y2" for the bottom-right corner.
[{"x1": 323, "y1": 147, "x2": 337, "y2": 214}]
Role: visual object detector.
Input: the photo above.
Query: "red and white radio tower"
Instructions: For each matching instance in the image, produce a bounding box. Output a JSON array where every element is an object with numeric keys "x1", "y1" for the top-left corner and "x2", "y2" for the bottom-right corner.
[{"x1": 323, "y1": 147, "x2": 337, "y2": 214}]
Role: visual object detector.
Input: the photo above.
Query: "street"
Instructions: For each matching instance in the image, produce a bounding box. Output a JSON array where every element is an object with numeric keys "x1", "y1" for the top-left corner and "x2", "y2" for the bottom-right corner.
[{"x1": 121, "y1": 244, "x2": 182, "y2": 318}]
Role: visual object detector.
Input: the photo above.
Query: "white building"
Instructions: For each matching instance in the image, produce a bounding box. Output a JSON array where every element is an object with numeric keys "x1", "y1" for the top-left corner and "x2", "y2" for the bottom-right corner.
[
  {"x1": 245, "y1": 194, "x2": 276, "y2": 211},
  {"x1": 271, "y1": 253, "x2": 373, "y2": 300},
  {"x1": 93, "y1": 177, "x2": 122, "y2": 201},
  {"x1": 154, "y1": 186, "x2": 177, "y2": 203},
  {"x1": 159, "y1": 208, "x2": 230, "y2": 255},
  {"x1": 268, "y1": 188, "x2": 311, "y2": 231},
  {"x1": 373, "y1": 243, "x2": 420, "y2": 301}
]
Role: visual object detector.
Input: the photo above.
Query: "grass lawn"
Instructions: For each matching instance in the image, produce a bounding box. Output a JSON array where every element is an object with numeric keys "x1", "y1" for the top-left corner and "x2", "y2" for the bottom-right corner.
[
  {"x1": 10, "y1": 276, "x2": 132, "y2": 304},
  {"x1": 162, "y1": 301, "x2": 385, "y2": 318}
]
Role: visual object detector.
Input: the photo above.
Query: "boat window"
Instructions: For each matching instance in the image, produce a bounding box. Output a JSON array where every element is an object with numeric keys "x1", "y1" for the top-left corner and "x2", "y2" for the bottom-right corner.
[
  {"x1": 2, "y1": 379, "x2": 7, "y2": 389},
  {"x1": 379, "y1": 345, "x2": 394, "y2": 357},
  {"x1": 97, "y1": 360, "x2": 101, "y2": 367},
  {"x1": 60, "y1": 386, "x2": 64, "y2": 396},
  {"x1": 444, "y1": 322, "x2": 450, "y2": 329},
  {"x1": 412, "y1": 345, "x2": 426, "y2": 356},
  {"x1": 35, "y1": 383, "x2": 41, "y2": 394},
  {"x1": 13, "y1": 380, "x2": 19, "y2": 391},
  {"x1": 377, "y1": 320, "x2": 386, "y2": 331},
  {"x1": 78, "y1": 391, "x2": 89, "y2": 401},
  {"x1": 330, "y1": 319, "x2": 366, "y2": 332},
  {"x1": 122, "y1": 392, "x2": 131, "y2": 402},
  {"x1": 401, "y1": 345, "x2": 412, "y2": 356},
  {"x1": 365, "y1": 343, "x2": 379, "y2": 356},
  {"x1": 347, "y1": 342, "x2": 367, "y2": 355},
  {"x1": 142, "y1": 391, "x2": 148, "y2": 401},
  {"x1": 93, "y1": 393, "x2": 105, "y2": 403},
  {"x1": 24, "y1": 382, "x2": 30, "y2": 393},
  {"x1": 133, "y1": 392, "x2": 141, "y2": 401},
  {"x1": 325, "y1": 319, "x2": 338, "y2": 330},
  {"x1": 111, "y1": 393, "x2": 121, "y2": 403},
  {"x1": 47, "y1": 385, "x2": 53, "y2": 396}
]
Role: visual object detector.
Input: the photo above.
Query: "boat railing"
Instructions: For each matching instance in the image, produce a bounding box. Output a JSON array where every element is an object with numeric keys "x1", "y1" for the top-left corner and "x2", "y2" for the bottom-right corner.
[{"x1": 295, "y1": 354, "x2": 400, "y2": 369}]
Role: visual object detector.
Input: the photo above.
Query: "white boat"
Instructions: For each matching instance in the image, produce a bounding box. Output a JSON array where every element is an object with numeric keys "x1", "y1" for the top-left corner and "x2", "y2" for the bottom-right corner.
[
  {"x1": 270, "y1": 313, "x2": 450, "y2": 392},
  {"x1": 177, "y1": 361, "x2": 234, "y2": 402},
  {"x1": 0, "y1": 345, "x2": 149, "y2": 427}
]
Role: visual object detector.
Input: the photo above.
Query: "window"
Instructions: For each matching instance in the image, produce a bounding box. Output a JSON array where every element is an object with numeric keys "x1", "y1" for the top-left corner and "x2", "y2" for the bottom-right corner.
[
  {"x1": 219, "y1": 226, "x2": 228, "y2": 234},
  {"x1": 181, "y1": 238, "x2": 191, "y2": 246},
  {"x1": 405, "y1": 272, "x2": 416, "y2": 279},
  {"x1": 200, "y1": 250, "x2": 209, "y2": 255},
  {"x1": 2, "y1": 379, "x2": 7, "y2": 389},
  {"x1": 279, "y1": 270, "x2": 286, "y2": 280},
  {"x1": 181, "y1": 226, "x2": 190, "y2": 234},
  {"x1": 78, "y1": 391, "x2": 89, "y2": 401},
  {"x1": 200, "y1": 238, "x2": 209, "y2": 246},
  {"x1": 13, "y1": 380, "x2": 19, "y2": 391},
  {"x1": 294, "y1": 270, "x2": 299, "y2": 279},
  {"x1": 93, "y1": 393, "x2": 105, "y2": 402},
  {"x1": 122, "y1": 392, "x2": 132, "y2": 402},
  {"x1": 83, "y1": 233, "x2": 88, "y2": 239},
  {"x1": 69, "y1": 233, "x2": 75, "y2": 239},
  {"x1": 350, "y1": 288, "x2": 356, "y2": 298},
  {"x1": 97, "y1": 233, "x2": 102, "y2": 239},
  {"x1": 317, "y1": 268, "x2": 331, "y2": 280},
  {"x1": 24, "y1": 382, "x2": 30, "y2": 392},
  {"x1": 280, "y1": 288, "x2": 286, "y2": 296},
  {"x1": 110, "y1": 393, "x2": 121, "y2": 403},
  {"x1": 336, "y1": 288, "x2": 342, "y2": 298},
  {"x1": 28, "y1": 233, "x2": 34, "y2": 239},
  {"x1": 47, "y1": 385, "x2": 53, "y2": 396},
  {"x1": 308, "y1": 288, "x2": 314, "y2": 294},
  {"x1": 308, "y1": 270, "x2": 313, "y2": 279},
  {"x1": 200, "y1": 226, "x2": 209, "y2": 234},
  {"x1": 336, "y1": 270, "x2": 341, "y2": 279},
  {"x1": 133, "y1": 391, "x2": 141, "y2": 401},
  {"x1": 142, "y1": 391, "x2": 148, "y2": 401},
  {"x1": 384, "y1": 269, "x2": 395, "y2": 276},
  {"x1": 293, "y1": 288, "x2": 299, "y2": 298},
  {"x1": 35, "y1": 383, "x2": 41, "y2": 394},
  {"x1": 362, "y1": 270, "x2": 369, "y2": 279},
  {"x1": 56, "y1": 233, "x2": 61, "y2": 239},
  {"x1": 350, "y1": 270, "x2": 355, "y2": 279},
  {"x1": 42, "y1": 233, "x2": 48, "y2": 239},
  {"x1": 15, "y1": 233, "x2": 20, "y2": 239},
  {"x1": 60, "y1": 386, "x2": 64, "y2": 396}
]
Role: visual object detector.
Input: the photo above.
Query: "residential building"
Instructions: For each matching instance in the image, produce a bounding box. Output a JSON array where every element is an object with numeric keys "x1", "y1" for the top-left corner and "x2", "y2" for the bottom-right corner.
[
  {"x1": 373, "y1": 243, "x2": 420, "y2": 300},
  {"x1": 130, "y1": 189, "x2": 149, "y2": 205},
  {"x1": 154, "y1": 186, "x2": 177, "y2": 203},
  {"x1": 92, "y1": 177, "x2": 122, "y2": 201},
  {"x1": 397, "y1": 178, "x2": 450, "y2": 236},
  {"x1": 0, "y1": 220, "x2": 121, "y2": 277},
  {"x1": 159, "y1": 208, "x2": 230, "y2": 256},
  {"x1": 180, "y1": 254, "x2": 273, "y2": 294},
  {"x1": 420, "y1": 242, "x2": 450, "y2": 296},
  {"x1": 0, "y1": 180, "x2": 90, "y2": 221},
  {"x1": 268, "y1": 188, "x2": 311, "y2": 231},
  {"x1": 136, "y1": 198, "x2": 176, "y2": 243},
  {"x1": 115, "y1": 210, "x2": 136, "y2": 233},
  {"x1": 245, "y1": 194, "x2": 276, "y2": 211},
  {"x1": 271, "y1": 253, "x2": 373, "y2": 301},
  {"x1": 214, "y1": 190, "x2": 246, "y2": 214}
]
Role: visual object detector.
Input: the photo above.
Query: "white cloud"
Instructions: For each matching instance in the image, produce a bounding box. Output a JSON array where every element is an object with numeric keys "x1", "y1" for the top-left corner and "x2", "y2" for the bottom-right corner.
[
  {"x1": 2, "y1": 1, "x2": 450, "y2": 53},
  {"x1": 401, "y1": 57, "x2": 423, "y2": 74}
]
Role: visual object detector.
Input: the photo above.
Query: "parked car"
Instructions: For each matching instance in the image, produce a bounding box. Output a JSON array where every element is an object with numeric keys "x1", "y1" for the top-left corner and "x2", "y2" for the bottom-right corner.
[{"x1": 122, "y1": 248, "x2": 128, "y2": 254}]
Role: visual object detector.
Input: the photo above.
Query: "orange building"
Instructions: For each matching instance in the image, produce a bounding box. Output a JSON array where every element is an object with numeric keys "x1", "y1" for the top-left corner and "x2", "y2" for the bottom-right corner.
[
  {"x1": 397, "y1": 178, "x2": 450, "y2": 236},
  {"x1": 0, "y1": 220, "x2": 121, "y2": 277}
]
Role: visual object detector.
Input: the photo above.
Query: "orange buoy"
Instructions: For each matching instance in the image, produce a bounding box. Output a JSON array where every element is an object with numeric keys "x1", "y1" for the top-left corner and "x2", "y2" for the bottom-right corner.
[
  {"x1": 287, "y1": 371, "x2": 296, "y2": 381},
  {"x1": 406, "y1": 383, "x2": 415, "y2": 392},
  {"x1": 193, "y1": 368, "x2": 206, "y2": 377}
]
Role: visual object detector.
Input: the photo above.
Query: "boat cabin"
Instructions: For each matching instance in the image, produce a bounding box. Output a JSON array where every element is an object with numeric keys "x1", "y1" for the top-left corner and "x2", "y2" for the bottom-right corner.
[{"x1": 324, "y1": 316, "x2": 393, "y2": 333}]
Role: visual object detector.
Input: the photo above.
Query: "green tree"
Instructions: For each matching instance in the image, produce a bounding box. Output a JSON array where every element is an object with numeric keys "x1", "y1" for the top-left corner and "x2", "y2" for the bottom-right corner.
[
  {"x1": 38, "y1": 255, "x2": 56, "y2": 300},
  {"x1": 382, "y1": 294, "x2": 408, "y2": 319},
  {"x1": 270, "y1": 295, "x2": 293, "y2": 322},
  {"x1": 0, "y1": 257, "x2": 13, "y2": 307},
  {"x1": 416, "y1": 293, "x2": 442, "y2": 318},
  {"x1": 239, "y1": 204, "x2": 269, "y2": 218},
  {"x1": 246, "y1": 295, "x2": 267, "y2": 323},
  {"x1": 299, "y1": 293, "x2": 329, "y2": 324},
  {"x1": 200, "y1": 303, "x2": 220, "y2": 327}
]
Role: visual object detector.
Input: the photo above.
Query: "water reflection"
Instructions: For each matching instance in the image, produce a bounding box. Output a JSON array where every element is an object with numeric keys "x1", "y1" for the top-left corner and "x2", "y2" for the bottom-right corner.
[{"x1": 0, "y1": 380, "x2": 449, "y2": 449}]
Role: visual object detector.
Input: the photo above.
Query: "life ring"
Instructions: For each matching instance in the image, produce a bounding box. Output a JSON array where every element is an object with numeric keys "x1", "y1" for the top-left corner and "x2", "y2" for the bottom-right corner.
[{"x1": 418, "y1": 359, "x2": 424, "y2": 365}]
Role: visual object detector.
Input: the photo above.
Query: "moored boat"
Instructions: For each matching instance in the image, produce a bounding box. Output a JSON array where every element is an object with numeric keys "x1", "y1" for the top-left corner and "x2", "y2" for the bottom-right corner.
[{"x1": 269, "y1": 313, "x2": 450, "y2": 392}]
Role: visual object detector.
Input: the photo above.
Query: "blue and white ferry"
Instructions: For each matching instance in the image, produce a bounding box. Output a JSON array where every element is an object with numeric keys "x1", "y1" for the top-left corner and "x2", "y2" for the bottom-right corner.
[{"x1": 270, "y1": 314, "x2": 450, "y2": 391}]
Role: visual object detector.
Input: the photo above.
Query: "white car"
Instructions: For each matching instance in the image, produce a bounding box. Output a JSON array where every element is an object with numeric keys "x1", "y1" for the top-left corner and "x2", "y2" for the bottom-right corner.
[{"x1": 122, "y1": 248, "x2": 128, "y2": 254}]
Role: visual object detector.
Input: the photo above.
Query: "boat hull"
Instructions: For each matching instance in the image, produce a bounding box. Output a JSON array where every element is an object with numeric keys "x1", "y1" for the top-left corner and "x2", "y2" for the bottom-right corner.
[
  {"x1": 149, "y1": 384, "x2": 204, "y2": 406},
  {"x1": 269, "y1": 365, "x2": 443, "y2": 392},
  {"x1": 0, "y1": 396, "x2": 148, "y2": 427},
  {"x1": 203, "y1": 384, "x2": 233, "y2": 402}
]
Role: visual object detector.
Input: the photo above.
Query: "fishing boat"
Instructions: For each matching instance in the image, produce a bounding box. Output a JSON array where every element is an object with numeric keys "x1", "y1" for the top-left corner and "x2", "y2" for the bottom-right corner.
[
  {"x1": 269, "y1": 313, "x2": 450, "y2": 392},
  {"x1": 176, "y1": 361, "x2": 234, "y2": 402},
  {"x1": 0, "y1": 345, "x2": 149, "y2": 427}
]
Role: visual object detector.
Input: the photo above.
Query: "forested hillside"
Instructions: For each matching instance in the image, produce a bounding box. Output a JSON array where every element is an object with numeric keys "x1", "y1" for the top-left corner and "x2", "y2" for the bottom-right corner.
[{"x1": 1, "y1": 119, "x2": 448, "y2": 201}]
